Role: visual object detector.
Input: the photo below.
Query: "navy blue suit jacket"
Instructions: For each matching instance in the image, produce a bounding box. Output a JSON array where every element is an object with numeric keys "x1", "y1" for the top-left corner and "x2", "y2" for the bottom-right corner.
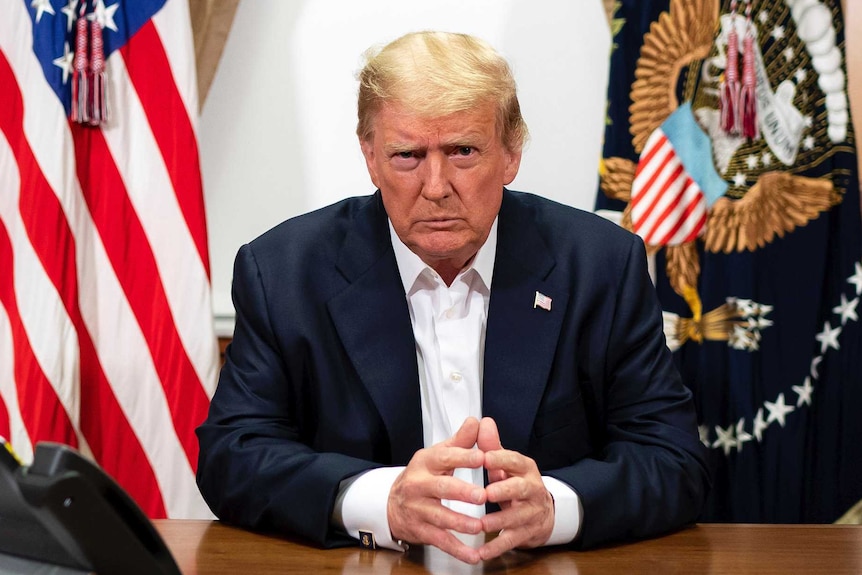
[{"x1": 196, "y1": 190, "x2": 709, "y2": 549}]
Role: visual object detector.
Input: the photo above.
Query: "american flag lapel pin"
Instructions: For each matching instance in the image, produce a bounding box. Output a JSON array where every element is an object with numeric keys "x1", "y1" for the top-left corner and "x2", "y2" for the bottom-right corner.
[{"x1": 534, "y1": 291, "x2": 552, "y2": 311}]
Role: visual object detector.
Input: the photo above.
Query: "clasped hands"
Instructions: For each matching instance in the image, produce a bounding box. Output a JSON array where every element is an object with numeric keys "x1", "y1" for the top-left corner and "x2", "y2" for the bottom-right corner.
[{"x1": 387, "y1": 417, "x2": 554, "y2": 564}]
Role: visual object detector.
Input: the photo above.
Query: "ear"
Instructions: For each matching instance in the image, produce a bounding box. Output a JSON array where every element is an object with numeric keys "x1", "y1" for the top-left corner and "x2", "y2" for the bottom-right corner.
[
  {"x1": 360, "y1": 137, "x2": 380, "y2": 188},
  {"x1": 503, "y1": 148, "x2": 522, "y2": 185}
]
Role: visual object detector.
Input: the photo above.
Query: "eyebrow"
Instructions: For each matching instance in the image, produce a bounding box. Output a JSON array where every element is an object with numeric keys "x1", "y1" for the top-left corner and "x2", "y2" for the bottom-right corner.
[
  {"x1": 382, "y1": 132, "x2": 489, "y2": 155},
  {"x1": 383, "y1": 142, "x2": 417, "y2": 155}
]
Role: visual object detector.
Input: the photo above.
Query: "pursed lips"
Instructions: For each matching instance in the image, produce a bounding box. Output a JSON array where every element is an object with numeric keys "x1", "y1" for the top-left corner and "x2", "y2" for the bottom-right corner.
[{"x1": 417, "y1": 218, "x2": 461, "y2": 229}]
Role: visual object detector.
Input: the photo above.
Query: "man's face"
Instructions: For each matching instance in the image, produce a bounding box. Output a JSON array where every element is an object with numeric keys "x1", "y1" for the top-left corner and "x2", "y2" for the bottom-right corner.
[{"x1": 360, "y1": 101, "x2": 521, "y2": 277}]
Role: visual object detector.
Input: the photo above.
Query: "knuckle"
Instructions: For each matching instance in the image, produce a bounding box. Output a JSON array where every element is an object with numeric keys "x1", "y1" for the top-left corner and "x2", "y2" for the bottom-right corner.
[
  {"x1": 437, "y1": 448, "x2": 452, "y2": 468},
  {"x1": 435, "y1": 476, "x2": 449, "y2": 498}
]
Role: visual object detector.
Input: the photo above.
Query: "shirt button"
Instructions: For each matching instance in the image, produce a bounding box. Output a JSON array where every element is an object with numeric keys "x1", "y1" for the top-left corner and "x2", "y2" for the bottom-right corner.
[
  {"x1": 445, "y1": 308, "x2": 455, "y2": 319},
  {"x1": 450, "y1": 371, "x2": 462, "y2": 383}
]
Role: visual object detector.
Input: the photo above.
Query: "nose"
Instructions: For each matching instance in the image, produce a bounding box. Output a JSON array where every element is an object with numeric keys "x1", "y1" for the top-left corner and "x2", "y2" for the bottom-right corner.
[{"x1": 420, "y1": 152, "x2": 452, "y2": 201}]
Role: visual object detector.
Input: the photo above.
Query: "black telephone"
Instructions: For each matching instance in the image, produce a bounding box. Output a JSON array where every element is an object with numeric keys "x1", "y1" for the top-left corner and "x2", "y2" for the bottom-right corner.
[{"x1": 0, "y1": 441, "x2": 181, "y2": 575}]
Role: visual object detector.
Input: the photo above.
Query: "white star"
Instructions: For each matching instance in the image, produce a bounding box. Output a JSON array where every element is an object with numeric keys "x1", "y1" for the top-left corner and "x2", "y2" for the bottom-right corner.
[
  {"x1": 803, "y1": 115, "x2": 814, "y2": 128},
  {"x1": 765, "y1": 393, "x2": 795, "y2": 427},
  {"x1": 762, "y1": 152, "x2": 774, "y2": 167},
  {"x1": 733, "y1": 172, "x2": 748, "y2": 187},
  {"x1": 803, "y1": 135, "x2": 815, "y2": 151},
  {"x1": 87, "y1": 0, "x2": 119, "y2": 32},
  {"x1": 698, "y1": 425, "x2": 711, "y2": 447},
  {"x1": 848, "y1": 262, "x2": 862, "y2": 295},
  {"x1": 810, "y1": 356, "x2": 823, "y2": 379},
  {"x1": 31, "y1": 0, "x2": 55, "y2": 23},
  {"x1": 60, "y1": 0, "x2": 79, "y2": 32},
  {"x1": 757, "y1": 317, "x2": 774, "y2": 329},
  {"x1": 792, "y1": 377, "x2": 815, "y2": 407},
  {"x1": 713, "y1": 424, "x2": 737, "y2": 456},
  {"x1": 771, "y1": 25, "x2": 785, "y2": 40},
  {"x1": 52, "y1": 42, "x2": 74, "y2": 85},
  {"x1": 759, "y1": 304, "x2": 773, "y2": 316},
  {"x1": 729, "y1": 325, "x2": 750, "y2": 350},
  {"x1": 746, "y1": 154, "x2": 759, "y2": 170},
  {"x1": 783, "y1": 47, "x2": 795, "y2": 62},
  {"x1": 735, "y1": 298, "x2": 755, "y2": 317},
  {"x1": 736, "y1": 418, "x2": 753, "y2": 452},
  {"x1": 815, "y1": 321, "x2": 842, "y2": 354},
  {"x1": 795, "y1": 68, "x2": 808, "y2": 83},
  {"x1": 758, "y1": 11, "x2": 769, "y2": 24},
  {"x1": 833, "y1": 293, "x2": 859, "y2": 325},
  {"x1": 753, "y1": 407, "x2": 768, "y2": 441}
]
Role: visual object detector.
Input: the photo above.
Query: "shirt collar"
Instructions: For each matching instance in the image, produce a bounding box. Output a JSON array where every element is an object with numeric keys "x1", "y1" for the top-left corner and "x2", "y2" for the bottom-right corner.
[{"x1": 389, "y1": 217, "x2": 498, "y2": 295}]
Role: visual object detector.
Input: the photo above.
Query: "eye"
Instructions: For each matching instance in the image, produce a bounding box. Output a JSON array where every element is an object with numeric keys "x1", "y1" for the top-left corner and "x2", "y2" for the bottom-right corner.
[
  {"x1": 456, "y1": 146, "x2": 474, "y2": 156},
  {"x1": 397, "y1": 151, "x2": 414, "y2": 159}
]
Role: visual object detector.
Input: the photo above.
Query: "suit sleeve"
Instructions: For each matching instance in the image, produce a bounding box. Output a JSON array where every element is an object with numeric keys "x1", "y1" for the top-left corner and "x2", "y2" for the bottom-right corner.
[
  {"x1": 544, "y1": 237, "x2": 710, "y2": 548},
  {"x1": 196, "y1": 244, "x2": 379, "y2": 547}
]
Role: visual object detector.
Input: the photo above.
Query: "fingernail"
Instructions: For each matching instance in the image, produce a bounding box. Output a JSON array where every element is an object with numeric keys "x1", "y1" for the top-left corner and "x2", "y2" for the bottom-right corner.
[{"x1": 471, "y1": 487, "x2": 484, "y2": 503}]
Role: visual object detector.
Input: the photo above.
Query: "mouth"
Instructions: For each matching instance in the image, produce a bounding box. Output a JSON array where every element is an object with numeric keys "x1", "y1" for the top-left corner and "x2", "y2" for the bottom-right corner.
[{"x1": 419, "y1": 218, "x2": 460, "y2": 230}]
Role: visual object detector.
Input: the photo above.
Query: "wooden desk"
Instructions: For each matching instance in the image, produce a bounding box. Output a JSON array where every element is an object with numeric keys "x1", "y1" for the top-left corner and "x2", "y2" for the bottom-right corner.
[{"x1": 155, "y1": 520, "x2": 862, "y2": 575}]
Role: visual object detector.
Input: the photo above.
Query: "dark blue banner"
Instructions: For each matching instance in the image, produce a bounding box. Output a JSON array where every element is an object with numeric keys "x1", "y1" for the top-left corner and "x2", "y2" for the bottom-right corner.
[{"x1": 597, "y1": 0, "x2": 862, "y2": 522}]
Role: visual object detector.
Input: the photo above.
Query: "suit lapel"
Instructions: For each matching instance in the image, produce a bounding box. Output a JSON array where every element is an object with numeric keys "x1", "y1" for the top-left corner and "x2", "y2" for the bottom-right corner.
[
  {"x1": 483, "y1": 193, "x2": 570, "y2": 454},
  {"x1": 326, "y1": 194, "x2": 423, "y2": 465}
]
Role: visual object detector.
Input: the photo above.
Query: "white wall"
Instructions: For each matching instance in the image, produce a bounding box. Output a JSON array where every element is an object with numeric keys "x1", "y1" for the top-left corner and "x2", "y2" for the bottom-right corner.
[{"x1": 200, "y1": 0, "x2": 611, "y2": 333}]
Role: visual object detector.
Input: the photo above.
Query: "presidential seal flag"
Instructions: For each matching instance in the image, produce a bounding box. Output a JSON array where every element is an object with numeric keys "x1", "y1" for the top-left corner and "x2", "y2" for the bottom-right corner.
[
  {"x1": 0, "y1": 0, "x2": 218, "y2": 518},
  {"x1": 598, "y1": 0, "x2": 862, "y2": 522}
]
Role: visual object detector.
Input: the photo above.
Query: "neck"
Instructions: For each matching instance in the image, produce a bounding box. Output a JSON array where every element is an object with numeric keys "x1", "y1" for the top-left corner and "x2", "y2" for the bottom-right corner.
[{"x1": 429, "y1": 254, "x2": 475, "y2": 286}]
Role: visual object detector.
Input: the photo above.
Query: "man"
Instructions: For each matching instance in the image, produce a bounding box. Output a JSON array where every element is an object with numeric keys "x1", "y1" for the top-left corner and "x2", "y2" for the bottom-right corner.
[{"x1": 196, "y1": 31, "x2": 709, "y2": 564}]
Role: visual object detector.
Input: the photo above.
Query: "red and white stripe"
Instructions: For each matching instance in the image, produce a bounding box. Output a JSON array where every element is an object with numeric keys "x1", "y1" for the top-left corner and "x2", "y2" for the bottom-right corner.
[
  {"x1": 630, "y1": 131, "x2": 709, "y2": 246},
  {"x1": 0, "y1": 0, "x2": 217, "y2": 519}
]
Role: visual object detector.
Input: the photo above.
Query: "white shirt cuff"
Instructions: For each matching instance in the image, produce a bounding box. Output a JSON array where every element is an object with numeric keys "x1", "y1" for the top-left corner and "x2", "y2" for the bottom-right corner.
[
  {"x1": 332, "y1": 466, "x2": 406, "y2": 551},
  {"x1": 542, "y1": 475, "x2": 583, "y2": 546}
]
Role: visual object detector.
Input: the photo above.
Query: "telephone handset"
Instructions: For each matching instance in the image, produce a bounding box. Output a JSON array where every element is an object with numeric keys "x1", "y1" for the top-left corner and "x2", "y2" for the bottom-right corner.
[{"x1": 0, "y1": 441, "x2": 181, "y2": 575}]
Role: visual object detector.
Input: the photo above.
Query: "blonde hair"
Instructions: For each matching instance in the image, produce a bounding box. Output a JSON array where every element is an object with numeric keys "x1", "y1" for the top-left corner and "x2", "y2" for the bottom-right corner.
[{"x1": 356, "y1": 31, "x2": 529, "y2": 152}]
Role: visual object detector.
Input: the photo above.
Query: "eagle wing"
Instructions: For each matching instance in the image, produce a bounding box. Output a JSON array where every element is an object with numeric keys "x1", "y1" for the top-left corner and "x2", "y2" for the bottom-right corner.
[
  {"x1": 629, "y1": 0, "x2": 720, "y2": 153},
  {"x1": 704, "y1": 172, "x2": 841, "y2": 253}
]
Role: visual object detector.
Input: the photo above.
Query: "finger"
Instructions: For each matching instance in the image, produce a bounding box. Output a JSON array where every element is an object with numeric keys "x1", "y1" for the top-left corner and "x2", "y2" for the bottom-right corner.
[
  {"x1": 391, "y1": 461, "x2": 485, "y2": 506},
  {"x1": 478, "y1": 527, "x2": 524, "y2": 561},
  {"x1": 392, "y1": 507, "x2": 483, "y2": 564},
  {"x1": 477, "y1": 417, "x2": 502, "y2": 451},
  {"x1": 397, "y1": 499, "x2": 485, "y2": 534},
  {"x1": 445, "y1": 417, "x2": 481, "y2": 450},
  {"x1": 483, "y1": 448, "x2": 535, "y2": 477},
  {"x1": 389, "y1": 494, "x2": 485, "y2": 544},
  {"x1": 477, "y1": 418, "x2": 508, "y2": 484},
  {"x1": 481, "y1": 495, "x2": 549, "y2": 532},
  {"x1": 480, "y1": 498, "x2": 554, "y2": 556},
  {"x1": 484, "y1": 476, "x2": 541, "y2": 506},
  {"x1": 480, "y1": 518, "x2": 551, "y2": 556},
  {"x1": 477, "y1": 417, "x2": 501, "y2": 450},
  {"x1": 425, "y1": 445, "x2": 485, "y2": 474},
  {"x1": 421, "y1": 474, "x2": 487, "y2": 507},
  {"x1": 425, "y1": 528, "x2": 483, "y2": 565}
]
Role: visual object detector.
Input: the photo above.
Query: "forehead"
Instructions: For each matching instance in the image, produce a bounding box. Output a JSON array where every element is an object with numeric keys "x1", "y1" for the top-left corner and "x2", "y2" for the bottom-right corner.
[{"x1": 370, "y1": 101, "x2": 500, "y2": 144}]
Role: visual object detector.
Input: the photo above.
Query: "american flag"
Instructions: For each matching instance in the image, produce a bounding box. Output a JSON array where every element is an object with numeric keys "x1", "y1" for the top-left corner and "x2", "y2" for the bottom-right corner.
[
  {"x1": 630, "y1": 103, "x2": 727, "y2": 246},
  {"x1": 533, "y1": 291, "x2": 552, "y2": 311},
  {"x1": 0, "y1": 0, "x2": 217, "y2": 519}
]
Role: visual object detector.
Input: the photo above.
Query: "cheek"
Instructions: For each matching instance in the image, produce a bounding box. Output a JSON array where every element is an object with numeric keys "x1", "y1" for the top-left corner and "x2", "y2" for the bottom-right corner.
[{"x1": 380, "y1": 187, "x2": 418, "y2": 226}]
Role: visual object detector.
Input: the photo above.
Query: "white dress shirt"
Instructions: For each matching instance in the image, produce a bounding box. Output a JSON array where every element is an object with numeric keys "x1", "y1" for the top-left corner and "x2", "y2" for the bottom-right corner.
[{"x1": 333, "y1": 218, "x2": 581, "y2": 550}]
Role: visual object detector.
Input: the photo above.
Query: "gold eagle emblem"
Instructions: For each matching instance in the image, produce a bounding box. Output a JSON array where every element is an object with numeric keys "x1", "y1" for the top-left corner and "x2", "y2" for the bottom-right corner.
[{"x1": 600, "y1": 0, "x2": 842, "y2": 343}]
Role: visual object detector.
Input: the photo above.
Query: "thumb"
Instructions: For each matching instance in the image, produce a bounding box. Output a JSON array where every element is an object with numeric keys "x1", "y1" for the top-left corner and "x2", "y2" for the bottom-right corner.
[
  {"x1": 478, "y1": 417, "x2": 507, "y2": 485},
  {"x1": 447, "y1": 416, "x2": 481, "y2": 449},
  {"x1": 477, "y1": 417, "x2": 502, "y2": 452}
]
